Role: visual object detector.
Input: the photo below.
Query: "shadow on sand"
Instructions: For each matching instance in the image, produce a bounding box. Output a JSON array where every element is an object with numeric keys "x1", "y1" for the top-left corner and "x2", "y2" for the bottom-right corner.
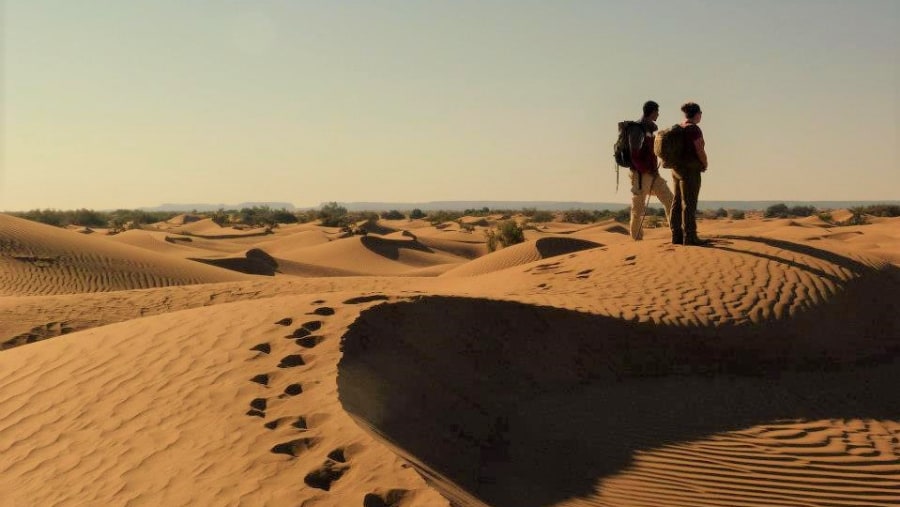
[{"x1": 338, "y1": 253, "x2": 899, "y2": 506}]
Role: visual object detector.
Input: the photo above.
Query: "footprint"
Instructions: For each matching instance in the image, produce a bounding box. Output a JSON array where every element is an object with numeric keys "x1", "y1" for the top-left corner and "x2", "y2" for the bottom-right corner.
[
  {"x1": 271, "y1": 437, "x2": 319, "y2": 457},
  {"x1": 577, "y1": 269, "x2": 593, "y2": 278},
  {"x1": 304, "y1": 460, "x2": 348, "y2": 491},
  {"x1": 278, "y1": 355, "x2": 305, "y2": 368},
  {"x1": 343, "y1": 295, "x2": 389, "y2": 305},
  {"x1": 250, "y1": 374, "x2": 269, "y2": 386},
  {"x1": 624, "y1": 255, "x2": 637, "y2": 261},
  {"x1": 250, "y1": 343, "x2": 271, "y2": 354},
  {"x1": 250, "y1": 398, "x2": 267, "y2": 411},
  {"x1": 311, "y1": 299, "x2": 326, "y2": 305},
  {"x1": 310, "y1": 307, "x2": 335, "y2": 316},
  {"x1": 264, "y1": 415, "x2": 308, "y2": 431},
  {"x1": 289, "y1": 328, "x2": 312, "y2": 339},
  {"x1": 363, "y1": 489, "x2": 409, "y2": 507},
  {"x1": 296, "y1": 335, "x2": 324, "y2": 348},
  {"x1": 301, "y1": 321, "x2": 323, "y2": 332},
  {"x1": 283, "y1": 383, "x2": 303, "y2": 396},
  {"x1": 327, "y1": 448, "x2": 346, "y2": 463},
  {"x1": 246, "y1": 409, "x2": 266, "y2": 418},
  {"x1": 274, "y1": 318, "x2": 293, "y2": 326}
]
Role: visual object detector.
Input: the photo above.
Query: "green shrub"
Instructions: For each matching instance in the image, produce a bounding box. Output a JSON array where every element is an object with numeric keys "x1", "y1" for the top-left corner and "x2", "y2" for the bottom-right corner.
[
  {"x1": 764, "y1": 203, "x2": 789, "y2": 218},
  {"x1": 409, "y1": 208, "x2": 426, "y2": 219},
  {"x1": 562, "y1": 209, "x2": 594, "y2": 224},
  {"x1": 531, "y1": 210, "x2": 554, "y2": 223},
  {"x1": 318, "y1": 202, "x2": 349, "y2": 227},
  {"x1": 715, "y1": 207, "x2": 728, "y2": 219},
  {"x1": 427, "y1": 210, "x2": 463, "y2": 224},
  {"x1": 380, "y1": 209, "x2": 405, "y2": 220},
  {"x1": 485, "y1": 219, "x2": 525, "y2": 252},
  {"x1": 729, "y1": 209, "x2": 746, "y2": 220}
]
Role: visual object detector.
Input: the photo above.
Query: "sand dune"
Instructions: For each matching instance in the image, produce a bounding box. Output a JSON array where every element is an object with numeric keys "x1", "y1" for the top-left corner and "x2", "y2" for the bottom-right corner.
[
  {"x1": 441, "y1": 237, "x2": 602, "y2": 277},
  {"x1": 0, "y1": 214, "x2": 250, "y2": 296},
  {"x1": 271, "y1": 234, "x2": 468, "y2": 276},
  {"x1": 2, "y1": 213, "x2": 899, "y2": 506}
]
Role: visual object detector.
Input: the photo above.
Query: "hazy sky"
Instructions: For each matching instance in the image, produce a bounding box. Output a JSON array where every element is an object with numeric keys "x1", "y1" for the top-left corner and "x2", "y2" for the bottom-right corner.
[{"x1": 2, "y1": 0, "x2": 898, "y2": 210}]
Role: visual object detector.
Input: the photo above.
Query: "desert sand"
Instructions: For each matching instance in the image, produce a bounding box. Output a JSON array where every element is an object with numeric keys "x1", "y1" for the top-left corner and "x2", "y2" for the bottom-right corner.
[{"x1": 1, "y1": 211, "x2": 898, "y2": 507}]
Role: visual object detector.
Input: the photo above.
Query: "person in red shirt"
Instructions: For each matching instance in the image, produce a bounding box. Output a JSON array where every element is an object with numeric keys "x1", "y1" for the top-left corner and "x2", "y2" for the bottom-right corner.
[
  {"x1": 670, "y1": 102, "x2": 709, "y2": 245},
  {"x1": 628, "y1": 100, "x2": 674, "y2": 240}
]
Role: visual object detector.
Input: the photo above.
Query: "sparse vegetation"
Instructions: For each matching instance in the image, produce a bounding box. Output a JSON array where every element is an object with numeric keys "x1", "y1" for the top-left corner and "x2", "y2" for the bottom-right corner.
[
  {"x1": 729, "y1": 209, "x2": 746, "y2": 220},
  {"x1": 10, "y1": 208, "x2": 180, "y2": 228},
  {"x1": 318, "y1": 202, "x2": 349, "y2": 227},
  {"x1": 530, "y1": 210, "x2": 555, "y2": 223},
  {"x1": 409, "y1": 208, "x2": 426, "y2": 220},
  {"x1": 764, "y1": 203, "x2": 817, "y2": 219},
  {"x1": 427, "y1": 210, "x2": 463, "y2": 224},
  {"x1": 485, "y1": 219, "x2": 525, "y2": 252},
  {"x1": 380, "y1": 210, "x2": 405, "y2": 220}
]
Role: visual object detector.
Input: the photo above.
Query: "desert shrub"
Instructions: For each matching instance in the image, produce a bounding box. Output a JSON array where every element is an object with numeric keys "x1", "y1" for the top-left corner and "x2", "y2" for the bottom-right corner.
[
  {"x1": 562, "y1": 209, "x2": 594, "y2": 224},
  {"x1": 463, "y1": 206, "x2": 491, "y2": 217},
  {"x1": 380, "y1": 209, "x2": 405, "y2": 220},
  {"x1": 210, "y1": 208, "x2": 229, "y2": 226},
  {"x1": 409, "y1": 208, "x2": 426, "y2": 219},
  {"x1": 729, "y1": 209, "x2": 746, "y2": 220},
  {"x1": 715, "y1": 207, "x2": 728, "y2": 219},
  {"x1": 428, "y1": 210, "x2": 463, "y2": 224},
  {"x1": 318, "y1": 202, "x2": 349, "y2": 227},
  {"x1": 817, "y1": 211, "x2": 833, "y2": 223},
  {"x1": 845, "y1": 207, "x2": 868, "y2": 226},
  {"x1": 764, "y1": 203, "x2": 789, "y2": 218},
  {"x1": 295, "y1": 210, "x2": 316, "y2": 223},
  {"x1": 859, "y1": 204, "x2": 900, "y2": 217},
  {"x1": 789, "y1": 205, "x2": 816, "y2": 217},
  {"x1": 270, "y1": 208, "x2": 298, "y2": 224},
  {"x1": 614, "y1": 207, "x2": 631, "y2": 223},
  {"x1": 459, "y1": 222, "x2": 475, "y2": 232},
  {"x1": 485, "y1": 219, "x2": 525, "y2": 252},
  {"x1": 531, "y1": 210, "x2": 554, "y2": 223}
]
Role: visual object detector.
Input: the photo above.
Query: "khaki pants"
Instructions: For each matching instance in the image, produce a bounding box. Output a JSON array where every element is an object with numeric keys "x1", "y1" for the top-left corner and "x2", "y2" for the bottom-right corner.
[{"x1": 630, "y1": 171, "x2": 674, "y2": 240}]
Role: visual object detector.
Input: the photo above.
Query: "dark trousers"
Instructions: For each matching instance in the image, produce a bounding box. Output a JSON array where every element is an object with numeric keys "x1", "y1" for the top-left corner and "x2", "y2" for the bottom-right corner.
[{"x1": 670, "y1": 169, "x2": 702, "y2": 238}]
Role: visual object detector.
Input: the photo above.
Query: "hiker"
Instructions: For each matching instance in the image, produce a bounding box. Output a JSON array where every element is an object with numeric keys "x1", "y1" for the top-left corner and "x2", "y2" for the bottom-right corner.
[
  {"x1": 628, "y1": 100, "x2": 674, "y2": 240},
  {"x1": 670, "y1": 101, "x2": 709, "y2": 246}
]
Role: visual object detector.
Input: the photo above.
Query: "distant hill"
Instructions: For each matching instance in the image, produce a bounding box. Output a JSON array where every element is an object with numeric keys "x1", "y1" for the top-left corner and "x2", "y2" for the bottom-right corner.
[{"x1": 141, "y1": 202, "x2": 296, "y2": 212}]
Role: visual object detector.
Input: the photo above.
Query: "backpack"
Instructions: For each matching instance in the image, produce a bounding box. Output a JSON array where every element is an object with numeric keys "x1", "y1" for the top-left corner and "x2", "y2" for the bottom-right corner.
[
  {"x1": 653, "y1": 124, "x2": 686, "y2": 169},
  {"x1": 614, "y1": 121, "x2": 641, "y2": 168},
  {"x1": 613, "y1": 121, "x2": 642, "y2": 191}
]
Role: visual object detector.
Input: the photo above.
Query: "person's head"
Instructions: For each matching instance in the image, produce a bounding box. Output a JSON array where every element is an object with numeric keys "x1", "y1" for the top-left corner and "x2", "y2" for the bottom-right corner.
[
  {"x1": 682, "y1": 102, "x2": 702, "y2": 123},
  {"x1": 643, "y1": 100, "x2": 660, "y2": 121}
]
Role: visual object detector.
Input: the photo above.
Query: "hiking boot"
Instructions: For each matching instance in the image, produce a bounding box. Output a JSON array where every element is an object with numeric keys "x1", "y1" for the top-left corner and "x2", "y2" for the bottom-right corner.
[{"x1": 684, "y1": 235, "x2": 710, "y2": 246}]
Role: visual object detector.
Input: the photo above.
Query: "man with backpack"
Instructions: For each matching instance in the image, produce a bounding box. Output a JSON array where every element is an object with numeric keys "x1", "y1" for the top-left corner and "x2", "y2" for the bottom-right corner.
[
  {"x1": 668, "y1": 102, "x2": 709, "y2": 246},
  {"x1": 619, "y1": 100, "x2": 674, "y2": 240}
]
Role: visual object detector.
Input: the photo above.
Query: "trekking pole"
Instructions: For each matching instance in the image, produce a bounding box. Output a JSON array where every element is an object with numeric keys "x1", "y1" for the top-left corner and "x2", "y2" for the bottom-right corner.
[{"x1": 637, "y1": 164, "x2": 660, "y2": 237}]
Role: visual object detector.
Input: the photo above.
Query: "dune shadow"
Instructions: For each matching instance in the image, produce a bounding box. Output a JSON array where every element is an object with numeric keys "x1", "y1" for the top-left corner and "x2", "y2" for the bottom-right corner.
[
  {"x1": 360, "y1": 235, "x2": 435, "y2": 260},
  {"x1": 338, "y1": 281, "x2": 899, "y2": 506}
]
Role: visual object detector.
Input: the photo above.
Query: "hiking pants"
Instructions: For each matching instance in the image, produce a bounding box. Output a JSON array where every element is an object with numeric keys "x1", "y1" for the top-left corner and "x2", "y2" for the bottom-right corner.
[
  {"x1": 629, "y1": 171, "x2": 674, "y2": 240},
  {"x1": 670, "y1": 168, "x2": 702, "y2": 238}
]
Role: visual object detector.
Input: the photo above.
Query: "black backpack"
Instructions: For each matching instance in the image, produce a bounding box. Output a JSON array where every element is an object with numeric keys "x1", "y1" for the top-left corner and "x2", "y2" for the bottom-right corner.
[{"x1": 613, "y1": 121, "x2": 643, "y2": 190}]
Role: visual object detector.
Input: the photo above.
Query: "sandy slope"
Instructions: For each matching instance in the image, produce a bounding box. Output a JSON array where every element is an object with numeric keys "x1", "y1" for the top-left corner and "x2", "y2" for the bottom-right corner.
[
  {"x1": 0, "y1": 214, "x2": 250, "y2": 296},
  {"x1": 1, "y1": 214, "x2": 899, "y2": 506}
]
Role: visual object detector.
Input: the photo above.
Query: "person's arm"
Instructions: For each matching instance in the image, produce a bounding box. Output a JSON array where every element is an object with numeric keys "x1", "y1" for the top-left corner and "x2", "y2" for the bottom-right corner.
[{"x1": 693, "y1": 137, "x2": 708, "y2": 169}]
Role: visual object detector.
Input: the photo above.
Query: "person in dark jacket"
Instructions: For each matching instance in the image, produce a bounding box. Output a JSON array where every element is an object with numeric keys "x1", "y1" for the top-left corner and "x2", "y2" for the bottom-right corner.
[
  {"x1": 628, "y1": 100, "x2": 674, "y2": 240},
  {"x1": 670, "y1": 102, "x2": 709, "y2": 246}
]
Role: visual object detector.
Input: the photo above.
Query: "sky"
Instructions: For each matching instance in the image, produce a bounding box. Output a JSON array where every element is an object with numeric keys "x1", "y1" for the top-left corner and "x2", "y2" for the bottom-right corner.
[{"x1": 2, "y1": 0, "x2": 898, "y2": 210}]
